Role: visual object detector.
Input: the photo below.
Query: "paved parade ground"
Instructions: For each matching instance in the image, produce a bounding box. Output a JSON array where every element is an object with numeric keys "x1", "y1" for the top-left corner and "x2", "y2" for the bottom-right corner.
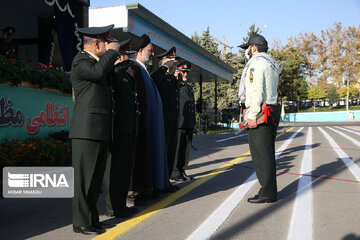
[{"x1": 1, "y1": 122, "x2": 360, "y2": 240}]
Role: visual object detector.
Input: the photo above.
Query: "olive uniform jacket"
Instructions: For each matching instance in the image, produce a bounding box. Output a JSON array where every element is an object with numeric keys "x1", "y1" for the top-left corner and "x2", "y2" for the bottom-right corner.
[
  {"x1": 69, "y1": 49, "x2": 119, "y2": 141},
  {"x1": 112, "y1": 60, "x2": 141, "y2": 137},
  {"x1": 178, "y1": 82, "x2": 195, "y2": 129},
  {"x1": 151, "y1": 66, "x2": 179, "y2": 127}
]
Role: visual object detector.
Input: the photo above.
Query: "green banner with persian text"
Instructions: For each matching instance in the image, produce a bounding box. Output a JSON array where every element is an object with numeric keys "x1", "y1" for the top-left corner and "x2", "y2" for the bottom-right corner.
[{"x1": 0, "y1": 84, "x2": 73, "y2": 143}]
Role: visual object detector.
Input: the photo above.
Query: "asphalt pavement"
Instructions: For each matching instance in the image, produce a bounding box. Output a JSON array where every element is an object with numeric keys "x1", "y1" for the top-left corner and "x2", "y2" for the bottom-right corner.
[{"x1": 1, "y1": 122, "x2": 360, "y2": 240}]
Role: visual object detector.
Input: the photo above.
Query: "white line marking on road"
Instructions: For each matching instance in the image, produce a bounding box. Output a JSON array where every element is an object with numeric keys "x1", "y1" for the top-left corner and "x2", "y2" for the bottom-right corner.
[
  {"x1": 335, "y1": 126, "x2": 360, "y2": 137},
  {"x1": 186, "y1": 127, "x2": 304, "y2": 240},
  {"x1": 216, "y1": 134, "x2": 247, "y2": 143},
  {"x1": 288, "y1": 127, "x2": 313, "y2": 240},
  {"x1": 327, "y1": 127, "x2": 360, "y2": 147},
  {"x1": 318, "y1": 127, "x2": 360, "y2": 181}
]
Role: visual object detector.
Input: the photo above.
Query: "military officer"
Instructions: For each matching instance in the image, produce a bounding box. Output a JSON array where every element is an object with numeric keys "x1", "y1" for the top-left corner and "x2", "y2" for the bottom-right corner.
[
  {"x1": 238, "y1": 34, "x2": 282, "y2": 203},
  {"x1": 172, "y1": 61, "x2": 195, "y2": 182},
  {"x1": 69, "y1": 24, "x2": 119, "y2": 234},
  {"x1": 151, "y1": 47, "x2": 180, "y2": 179},
  {"x1": 104, "y1": 38, "x2": 140, "y2": 218},
  {"x1": 0, "y1": 26, "x2": 16, "y2": 58}
]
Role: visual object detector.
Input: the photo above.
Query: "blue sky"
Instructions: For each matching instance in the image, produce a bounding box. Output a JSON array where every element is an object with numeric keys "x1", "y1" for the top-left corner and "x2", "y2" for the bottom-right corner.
[{"x1": 90, "y1": 0, "x2": 360, "y2": 53}]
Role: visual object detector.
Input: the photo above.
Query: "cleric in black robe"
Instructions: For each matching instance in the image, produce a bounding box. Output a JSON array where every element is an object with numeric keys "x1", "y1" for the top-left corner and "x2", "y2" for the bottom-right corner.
[{"x1": 132, "y1": 34, "x2": 178, "y2": 193}]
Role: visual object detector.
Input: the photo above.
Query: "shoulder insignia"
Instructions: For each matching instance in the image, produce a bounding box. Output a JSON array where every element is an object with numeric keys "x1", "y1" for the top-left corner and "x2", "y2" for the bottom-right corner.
[{"x1": 249, "y1": 72, "x2": 253, "y2": 83}]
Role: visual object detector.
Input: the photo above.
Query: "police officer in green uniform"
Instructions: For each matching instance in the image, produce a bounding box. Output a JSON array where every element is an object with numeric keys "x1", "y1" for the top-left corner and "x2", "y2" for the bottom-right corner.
[
  {"x1": 104, "y1": 38, "x2": 140, "y2": 218},
  {"x1": 171, "y1": 61, "x2": 195, "y2": 182},
  {"x1": 151, "y1": 47, "x2": 180, "y2": 178},
  {"x1": 0, "y1": 26, "x2": 16, "y2": 58},
  {"x1": 238, "y1": 34, "x2": 282, "y2": 203},
  {"x1": 69, "y1": 24, "x2": 120, "y2": 234}
]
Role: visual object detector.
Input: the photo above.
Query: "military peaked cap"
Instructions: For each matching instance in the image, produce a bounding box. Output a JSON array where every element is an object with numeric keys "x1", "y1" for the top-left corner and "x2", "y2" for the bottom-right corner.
[
  {"x1": 238, "y1": 33, "x2": 268, "y2": 49},
  {"x1": 177, "y1": 61, "x2": 191, "y2": 71},
  {"x1": 78, "y1": 24, "x2": 117, "y2": 42},
  {"x1": 132, "y1": 34, "x2": 151, "y2": 51},
  {"x1": 155, "y1": 46, "x2": 180, "y2": 59},
  {"x1": 118, "y1": 38, "x2": 137, "y2": 54},
  {"x1": 2, "y1": 26, "x2": 15, "y2": 34}
]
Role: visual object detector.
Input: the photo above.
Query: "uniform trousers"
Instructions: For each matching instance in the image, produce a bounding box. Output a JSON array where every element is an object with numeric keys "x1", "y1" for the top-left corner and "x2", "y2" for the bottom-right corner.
[
  {"x1": 247, "y1": 106, "x2": 280, "y2": 198},
  {"x1": 172, "y1": 128, "x2": 193, "y2": 178},
  {"x1": 164, "y1": 124, "x2": 179, "y2": 176},
  {"x1": 72, "y1": 139, "x2": 108, "y2": 227},
  {"x1": 104, "y1": 135, "x2": 137, "y2": 213}
]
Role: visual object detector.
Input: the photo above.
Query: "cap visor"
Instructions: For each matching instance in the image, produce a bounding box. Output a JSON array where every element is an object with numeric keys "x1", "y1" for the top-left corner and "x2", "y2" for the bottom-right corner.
[
  {"x1": 238, "y1": 43, "x2": 249, "y2": 49},
  {"x1": 121, "y1": 50, "x2": 137, "y2": 54},
  {"x1": 104, "y1": 36, "x2": 119, "y2": 42}
]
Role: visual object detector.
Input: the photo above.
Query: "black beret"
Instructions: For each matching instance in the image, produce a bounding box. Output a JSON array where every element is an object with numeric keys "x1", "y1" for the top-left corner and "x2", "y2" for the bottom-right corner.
[
  {"x1": 132, "y1": 34, "x2": 151, "y2": 51},
  {"x1": 177, "y1": 61, "x2": 191, "y2": 71},
  {"x1": 2, "y1": 26, "x2": 15, "y2": 34},
  {"x1": 238, "y1": 34, "x2": 268, "y2": 49},
  {"x1": 78, "y1": 24, "x2": 117, "y2": 42},
  {"x1": 155, "y1": 46, "x2": 180, "y2": 59}
]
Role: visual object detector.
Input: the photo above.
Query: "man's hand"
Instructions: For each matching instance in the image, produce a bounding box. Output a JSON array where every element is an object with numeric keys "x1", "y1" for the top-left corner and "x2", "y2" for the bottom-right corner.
[
  {"x1": 106, "y1": 42, "x2": 120, "y2": 52},
  {"x1": 114, "y1": 58, "x2": 122, "y2": 65},
  {"x1": 162, "y1": 58, "x2": 177, "y2": 69},
  {"x1": 245, "y1": 118, "x2": 257, "y2": 128}
]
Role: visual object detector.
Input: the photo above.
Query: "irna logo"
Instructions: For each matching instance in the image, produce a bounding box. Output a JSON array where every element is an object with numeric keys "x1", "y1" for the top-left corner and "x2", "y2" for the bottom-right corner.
[{"x1": 8, "y1": 172, "x2": 69, "y2": 188}]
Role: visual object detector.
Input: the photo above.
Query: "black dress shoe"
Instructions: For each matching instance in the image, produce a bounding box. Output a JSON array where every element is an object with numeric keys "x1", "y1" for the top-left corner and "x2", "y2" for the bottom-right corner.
[
  {"x1": 170, "y1": 176, "x2": 185, "y2": 182},
  {"x1": 180, "y1": 172, "x2": 194, "y2": 181},
  {"x1": 247, "y1": 195, "x2": 277, "y2": 203},
  {"x1": 105, "y1": 209, "x2": 114, "y2": 217},
  {"x1": 73, "y1": 225, "x2": 105, "y2": 235}
]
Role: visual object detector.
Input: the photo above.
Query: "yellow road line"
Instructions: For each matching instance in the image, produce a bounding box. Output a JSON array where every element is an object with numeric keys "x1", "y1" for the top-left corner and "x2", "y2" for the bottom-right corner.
[
  {"x1": 93, "y1": 127, "x2": 295, "y2": 240},
  {"x1": 346, "y1": 126, "x2": 360, "y2": 130}
]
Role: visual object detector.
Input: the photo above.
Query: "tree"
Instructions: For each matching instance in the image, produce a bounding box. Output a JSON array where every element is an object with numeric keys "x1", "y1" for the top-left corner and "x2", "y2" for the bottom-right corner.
[
  {"x1": 327, "y1": 85, "x2": 340, "y2": 107},
  {"x1": 270, "y1": 44, "x2": 308, "y2": 109},
  {"x1": 308, "y1": 87, "x2": 327, "y2": 111}
]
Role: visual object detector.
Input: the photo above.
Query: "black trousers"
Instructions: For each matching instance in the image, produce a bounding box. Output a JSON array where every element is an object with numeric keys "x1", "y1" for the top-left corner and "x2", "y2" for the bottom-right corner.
[
  {"x1": 104, "y1": 135, "x2": 136, "y2": 213},
  {"x1": 172, "y1": 128, "x2": 193, "y2": 178},
  {"x1": 72, "y1": 139, "x2": 108, "y2": 227},
  {"x1": 164, "y1": 124, "x2": 179, "y2": 177},
  {"x1": 247, "y1": 106, "x2": 280, "y2": 198}
]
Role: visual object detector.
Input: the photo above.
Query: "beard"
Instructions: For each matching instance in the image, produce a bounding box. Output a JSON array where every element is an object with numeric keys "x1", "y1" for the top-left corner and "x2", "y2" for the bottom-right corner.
[{"x1": 142, "y1": 50, "x2": 153, "y2": 66}]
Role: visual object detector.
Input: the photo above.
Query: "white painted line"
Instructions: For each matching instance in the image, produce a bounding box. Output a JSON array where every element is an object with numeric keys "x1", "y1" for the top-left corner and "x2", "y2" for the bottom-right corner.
[
  {"x1": 318, "y1": 127, "x2": 360, "y2": 181},
  {"x1": 334, "y1": 126, "x2": 360, "y2": 137},
  {"x1": 185, "y1": 173, "x2": 257, "y2": 240},
  {"x1": 288, "y1": 127, "x2": 313, "y2": 240},
  {"x1": 186, "y1": 127, "x2": 304, "y2": 240},
  {"x1": 327, "y1": 127, "x2": 360, "y2": 146},
  {"x1": 216, "y1": 134, "x2": 247, "y2": 143}
]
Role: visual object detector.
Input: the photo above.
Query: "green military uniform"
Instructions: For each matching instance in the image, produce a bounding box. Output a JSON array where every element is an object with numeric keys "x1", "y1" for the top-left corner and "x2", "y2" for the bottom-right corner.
[
  {"x1": 238, "y1": 34, "x2": 282, "y2": 202},
  {"x1": 173, "y1": 80, "x2": 195, "y2": 178},
  {"x1": 69, "y1": 25, "x2": 119, "y2": 228},
  {"x1": 171, "y1": 61, "x2": 195, "y2": 179},
  {"x1": 151, "y1": 65, "x2": 180, "y2": 176}
]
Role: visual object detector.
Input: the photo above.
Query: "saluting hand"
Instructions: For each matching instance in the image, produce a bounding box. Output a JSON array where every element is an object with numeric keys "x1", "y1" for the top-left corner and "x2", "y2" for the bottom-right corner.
[{"x1": 106, "y1": 42, "x2": 120, "y2": 52}]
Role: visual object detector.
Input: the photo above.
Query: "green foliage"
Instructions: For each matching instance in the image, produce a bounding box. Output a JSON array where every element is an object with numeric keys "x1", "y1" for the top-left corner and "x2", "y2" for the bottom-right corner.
[
  {"x1": 270, "y1": 45, "x2": 308, "y2": 101},
  {"x1": 0, "y1": 56, "x2": 71, "y2": 93},
  {"x1": 308, "y1": 87, "x2": 327, "y2": 100},
  {"x1": 337, "y1": 86, "x2": 359, "y2": 98},
  {"x1": 0, "y1": 136, "x2": 71, "y2": 169},
  {"x1": 190, "y1": 24, "x2": 264, "y2": 114},
  {"x1": 327, "y1": 85, "x2": 340, "y2": 106}
]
